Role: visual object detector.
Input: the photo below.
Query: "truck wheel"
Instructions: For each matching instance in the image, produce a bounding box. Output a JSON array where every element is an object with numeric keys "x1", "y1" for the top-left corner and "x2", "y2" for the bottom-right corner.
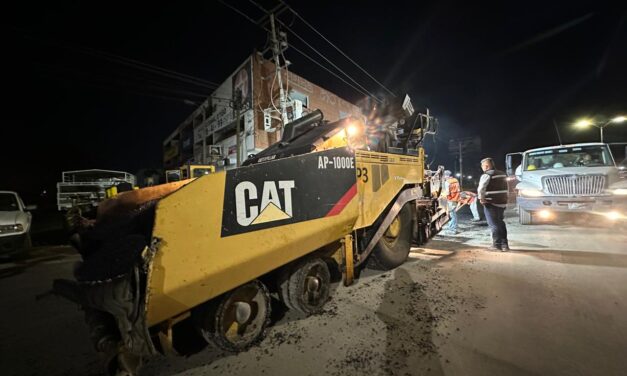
[
  {"x1": 194, "y1": 280, "x2": 271, "y2": 352},
  {"x1": 279, "y1": 258, "x2": 331, "y2": 316},
  {"x1": 519, "y1": 206, "x2": 533, "y2": 225},
  {"x1": 369, "y1": 204, "x2": 412, "y2": 270}
]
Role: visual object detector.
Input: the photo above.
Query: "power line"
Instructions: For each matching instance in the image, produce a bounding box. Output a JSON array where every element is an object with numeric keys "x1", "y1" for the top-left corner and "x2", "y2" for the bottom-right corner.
[
  {"x1": 246, "y1": 0, "x2": 381, "y2": 101},
  {"x1": 30, "y1": 61, "x2": 212, "y2": 102},
  {"x1": 11, "y1": 27, "x2": 220, "y2": 91},
  {"x1": 116, "y1": 71, "x2": 215, "y2": 98},
  {"x1": 275, "y1": 18, "x2": 382, "y2": 101},
  {"x1": 35, "y1": 66, "x2": 202, "y2": 106},
  {"x1": 280, "y1": 0, "x2": 396, "y2": 97},
  {"x1": 73, "y1": 45, "x2": 220, "y2": 91},
  {"x1": 220, "y1": 1, "x2": 381, "y2": 102},
  {"x1": 29, "y1": 59, "x2": 214, "y2": 98},
  {"x1": 290, "y1": 45, "x2": 380, "y2": 102},
  {"x1": 218, "y1": 0, "x2": 262, "y2": 26}
]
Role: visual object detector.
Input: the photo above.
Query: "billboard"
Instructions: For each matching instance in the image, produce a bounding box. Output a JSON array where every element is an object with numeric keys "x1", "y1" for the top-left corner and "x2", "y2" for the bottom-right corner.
[{"x1": 232, "y1": 58, "x2": 253, "y2": 112}]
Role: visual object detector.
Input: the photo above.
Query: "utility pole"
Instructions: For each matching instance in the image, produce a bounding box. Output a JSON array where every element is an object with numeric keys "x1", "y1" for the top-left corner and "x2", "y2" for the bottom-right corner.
[
  {"x1": 553, "y1": 119, "x2": 563, "y2": 145},
  {"x1": 234, "y1": 89, "x2": 242, "y2": 167},
  {"x1": 458, "y1": 140, "x2": 463, "y2": 190},
  {"x1": 269, "y1": 13, "x2": 288, "y2": 135},
  {"x1": 449, "y1": 136, "x2": 481, "y2": 190}
]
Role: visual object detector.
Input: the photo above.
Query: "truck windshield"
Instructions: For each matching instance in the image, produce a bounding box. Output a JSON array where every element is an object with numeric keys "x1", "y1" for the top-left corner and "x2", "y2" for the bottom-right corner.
[
  {"x1": 0, "y1": 193, "x2": 19, "y2": 211},
  {"x1": 525, "y1": 145, "x2": 613, "y2": 171}
]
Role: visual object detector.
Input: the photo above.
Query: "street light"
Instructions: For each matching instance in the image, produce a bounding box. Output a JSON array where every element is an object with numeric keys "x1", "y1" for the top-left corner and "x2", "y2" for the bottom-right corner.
[
  {"x1": 574, "y1": 119, "x2": 593, "y2": 128},
  {"x1": 573, "y1": 116, "x2": 625, "y2": 143}
]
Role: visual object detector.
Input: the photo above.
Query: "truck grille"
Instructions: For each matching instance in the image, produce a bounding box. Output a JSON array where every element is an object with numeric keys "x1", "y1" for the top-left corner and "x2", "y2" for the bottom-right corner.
[{"x1": 543, "y1": 175, "x2": 605, "y2": 196}]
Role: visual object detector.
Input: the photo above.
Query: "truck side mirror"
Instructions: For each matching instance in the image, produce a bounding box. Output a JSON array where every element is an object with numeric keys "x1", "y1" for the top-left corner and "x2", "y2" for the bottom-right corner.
[
  {"x1": 515, "y1": 165, "x2": 522, "y2": 179},
  {"x1": 25, "y1": 204, "x2": 37, "y2": 211},
  {"x1": 506, "y1": 152, "x2": 523, "y2": 176}
]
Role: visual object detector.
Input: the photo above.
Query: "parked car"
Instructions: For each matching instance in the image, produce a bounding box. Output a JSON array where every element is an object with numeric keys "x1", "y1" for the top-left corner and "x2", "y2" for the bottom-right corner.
[{"x1": 0, "y1": 191, "x2": 36, "y2": 255}]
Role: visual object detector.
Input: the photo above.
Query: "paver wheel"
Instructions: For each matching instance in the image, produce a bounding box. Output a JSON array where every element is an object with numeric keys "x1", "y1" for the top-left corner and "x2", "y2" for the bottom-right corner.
[
  {"x1": 194, "y1": 280, "x2": 271, "y2": 352},
  {"x1": 413, "y1": 207, "x2": 432, "y2": 246},
  {"x1": 279, "y1": 258, "x2": 331, "y2": 316},
  {"x1": 369, "y1": 204, "x2": 412, "y2": 270}
]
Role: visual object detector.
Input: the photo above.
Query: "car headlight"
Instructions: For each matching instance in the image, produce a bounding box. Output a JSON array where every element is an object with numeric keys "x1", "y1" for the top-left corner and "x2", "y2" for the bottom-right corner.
[
  {"x1": 611, "y1": 188, "x2": 627, "y2": 195},
  {"x1": 0, "y1": 224, "x2": 24, "y2": 234},
  {"x1": 519, "y1": 189, "x2": 544, "y2": 197}
]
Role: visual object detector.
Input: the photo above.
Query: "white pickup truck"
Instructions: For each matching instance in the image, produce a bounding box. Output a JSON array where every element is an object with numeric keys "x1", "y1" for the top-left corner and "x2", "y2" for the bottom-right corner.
[{"x1": 506, "y1": 143, "x2": 627, "y2": 224}]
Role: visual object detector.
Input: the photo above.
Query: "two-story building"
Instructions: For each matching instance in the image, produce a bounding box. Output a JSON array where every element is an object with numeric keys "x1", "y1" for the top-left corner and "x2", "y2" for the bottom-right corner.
[{"x1": 163, "y1": 53, "x2": 363, "y2": 170}]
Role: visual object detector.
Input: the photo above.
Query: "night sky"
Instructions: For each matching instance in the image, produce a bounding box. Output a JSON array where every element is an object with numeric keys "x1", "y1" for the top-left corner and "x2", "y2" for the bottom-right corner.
[{"x1": 4, "y1": 1, "x2": 627, "y2": 203}]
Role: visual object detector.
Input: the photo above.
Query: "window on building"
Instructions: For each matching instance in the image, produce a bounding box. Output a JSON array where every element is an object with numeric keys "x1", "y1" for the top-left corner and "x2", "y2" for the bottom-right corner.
[
  {"x1": 204, "y1": 99, "x2": 213, "y2": 118},
  {"x1": 289, "y1": 90, "x2": 309, "y2": 107}
]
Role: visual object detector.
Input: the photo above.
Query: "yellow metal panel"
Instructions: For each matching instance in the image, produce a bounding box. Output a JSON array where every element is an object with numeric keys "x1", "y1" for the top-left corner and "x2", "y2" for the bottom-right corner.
[
  {"x1": 145, "y1": 146, "x2": 425, "y2": 327},
  {"x1": 315, "y1": 131, "x2": 349, "y2": 151},
  {"x1": 342, "y1": 234, "x2": 354, "y2": 286},
  {"x1": 353, "y1": 150, "x2": 424, "y2": 229},
  {"x1": 146, "y1": 172, "x2": 360, "y2": 326},
  {"x1": 313, "y1": 118, "x2": 367, "y2": 152}
]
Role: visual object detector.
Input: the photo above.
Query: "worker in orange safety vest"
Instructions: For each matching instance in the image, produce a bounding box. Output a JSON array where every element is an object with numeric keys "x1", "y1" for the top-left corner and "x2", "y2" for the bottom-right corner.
[{"x1": 441, "y1": 170, "x2": 460, "y2": 234}]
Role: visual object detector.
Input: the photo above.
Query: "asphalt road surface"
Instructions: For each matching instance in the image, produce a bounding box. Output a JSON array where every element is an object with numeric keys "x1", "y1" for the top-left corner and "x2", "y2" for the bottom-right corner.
[{"x1": 1, "y1": 211, "x2": 626, "y2": 376}]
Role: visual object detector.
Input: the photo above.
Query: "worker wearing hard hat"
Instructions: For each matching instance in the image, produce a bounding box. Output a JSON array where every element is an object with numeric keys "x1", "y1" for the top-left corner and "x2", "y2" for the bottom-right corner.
[{"x1": 441, "y1": 170, "x2": 460, "y2": 234}]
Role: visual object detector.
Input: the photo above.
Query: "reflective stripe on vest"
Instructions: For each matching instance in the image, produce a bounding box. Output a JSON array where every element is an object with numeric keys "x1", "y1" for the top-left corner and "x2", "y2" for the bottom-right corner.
[
  {"x1": 486, "y1": 190, "x2": 508, "y2": 195},
  {"x1": 485, "y1": 170, "x2": 509, "y2": 204}
]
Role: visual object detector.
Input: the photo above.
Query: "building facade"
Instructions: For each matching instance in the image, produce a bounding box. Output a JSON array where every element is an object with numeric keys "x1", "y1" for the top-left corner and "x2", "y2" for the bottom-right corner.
[{"x1": 163, "y1": 53, "x2": 363, "y2": 169}]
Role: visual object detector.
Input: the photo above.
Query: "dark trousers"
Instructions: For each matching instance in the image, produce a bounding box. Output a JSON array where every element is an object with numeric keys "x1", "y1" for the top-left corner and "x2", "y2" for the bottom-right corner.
[{"x1": 483, "y1": 204, "x2": 508, "y2": 246}]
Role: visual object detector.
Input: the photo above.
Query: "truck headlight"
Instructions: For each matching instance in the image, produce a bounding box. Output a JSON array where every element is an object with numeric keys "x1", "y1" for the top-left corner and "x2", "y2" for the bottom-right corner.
[
  {"x1": 611, "y1": 188, "x2": 627, "y2": 195},
  {"x1": 0, "y1": 224, "x2": 24, "y2": 234},
  {"x1": 604, "y1": 211, "x2": 623, "y2": 220},
  {"x1": 519, "y1": 189, "x2": 544, "y2": 197}
]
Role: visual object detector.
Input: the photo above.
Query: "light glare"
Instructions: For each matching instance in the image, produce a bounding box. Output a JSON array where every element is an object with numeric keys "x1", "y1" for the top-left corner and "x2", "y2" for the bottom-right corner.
[
  {"x1": 574, "y1": 119, "x2": 592, "y2": 128},
  {"x1": 346, "y1": 124, "x2": 359, "y2": 136},
  {"x1": 605, "y1": 211, "x2": 621, "y2": 221},
  {"x1": 538, "y1": 210, "x2": 552, "y2": 219}
]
